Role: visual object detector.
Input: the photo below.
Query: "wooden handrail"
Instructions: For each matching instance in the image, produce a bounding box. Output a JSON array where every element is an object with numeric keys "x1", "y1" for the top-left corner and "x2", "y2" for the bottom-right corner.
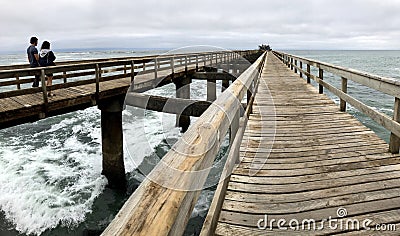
[
  {"x1": 273, "y1": 50, "x2": 400, "y2": 153},
  {"x1": 0, "y1": 50, "x2": 255, "y2": 71},
  {"x1": 200, "y1": 52, "x2": 267, "y2": 236},
  {"x1": 274, "y1": 51, "x2": 400, "y2": 97},
  {"x1": 101, "y1": 52, "x2": 267, "y2": 236},
  {"x1": 0, "y1": 50, "x2": 254, "y2": 102},
  {"x1": 0, "y1": 50, "x2": 258, "y2": 95}
]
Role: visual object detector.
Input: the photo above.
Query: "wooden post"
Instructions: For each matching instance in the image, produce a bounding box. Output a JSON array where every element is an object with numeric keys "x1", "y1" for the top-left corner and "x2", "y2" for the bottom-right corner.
[
  {"x1": 307, "y1": 64, "x2": 311, "y2": 83},
  {"x1": 40, "y1": 69, "x2": 48, "y2": 114},
  {"x1": 124, "y1": 64, "x2": 127, "y2": 75},
  {"x1": 171, "y1": 57, "x2": 175, "y2": 74},
  {"x1": 247, "y1": 82, "x2": 253, "y2": 114},
  {"x1": 154, "y1": 58, "x2": 158, "y2": 79},
  {"x1": 207, "y1": 79, "x2": 217, "y2": 101},
  {"x1": 299, "y1": 61, "x2": 303, "y2": 78},
  {"x1": 63, "y1": 71, "x2": 67, "y2": 83},
  {"x1": 294, "y1": 60, "x2": 298, "y2": 73},
  {"x1": 340, "y1": 77, "x2": 348, "y2": 112},
  {"x1": 96, "y1": 64, "x2": 100, "y2": 98},
  {"x1": 130, "y1": 60, "x2": 135, "y2": 82},
  {"x1": 389, "y1": 97, "x2": 400, "y2": 154},
  {"x1": 98, "y1": 97, "x2": 126, "y2": 189},
  {"x1": 196, "y1": 55, "x2": 199, "y2": 71},
  {"x1": 16, "y1": 76, "x2": 21, "y2": 89},
  {"x1": 185, "y1": 56, "x2": 188, "y2": 72},
  {"x1": 319, "y1": 68, "x2": 323, "y2": 94},
  {"x1": 143, "y1": 62, "x2": 146, "y2": 72},
  {"x1": 290, "y1": 58, "x2": 293, "y2": 70}
]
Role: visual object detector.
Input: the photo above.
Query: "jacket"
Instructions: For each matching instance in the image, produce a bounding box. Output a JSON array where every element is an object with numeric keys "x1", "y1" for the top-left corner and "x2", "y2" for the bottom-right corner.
[{"x1": 39, "y1": 49, "x2": 56, "y2": 67}]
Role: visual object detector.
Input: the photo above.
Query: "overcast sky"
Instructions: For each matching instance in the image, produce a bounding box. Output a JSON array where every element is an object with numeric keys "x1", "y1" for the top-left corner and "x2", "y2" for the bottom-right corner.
[{"x1": 1, "y1": 0, "x2": 400, "y2": 52}]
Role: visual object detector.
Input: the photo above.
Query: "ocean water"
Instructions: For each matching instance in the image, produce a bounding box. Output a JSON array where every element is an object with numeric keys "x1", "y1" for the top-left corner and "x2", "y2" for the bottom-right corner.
[{"x1": 0, "y1": 50, "x2": 399, "y2": 235}]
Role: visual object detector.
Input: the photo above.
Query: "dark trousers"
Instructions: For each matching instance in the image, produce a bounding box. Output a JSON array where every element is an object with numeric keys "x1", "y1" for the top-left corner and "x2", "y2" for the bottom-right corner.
[
  {"x1": 32, "y1": 75, "x2": 40, "y2": 87},
  {"x1": 31, "y1": 65, "x2": 40, "y2": 87}
]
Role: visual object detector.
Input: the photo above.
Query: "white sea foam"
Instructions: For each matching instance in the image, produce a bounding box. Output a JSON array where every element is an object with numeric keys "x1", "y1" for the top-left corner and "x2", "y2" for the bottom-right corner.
[
  {"x1": 0, "y1": 134, "x2": 106, "y2": 235},
  {"x1": 0, "y1": 106, "x2": 108, "y2": 235}
]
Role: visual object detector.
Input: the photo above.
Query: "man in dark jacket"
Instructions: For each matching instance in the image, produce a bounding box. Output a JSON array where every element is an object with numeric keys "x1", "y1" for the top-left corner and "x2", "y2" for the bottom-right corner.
[{"x1": 27, "y1": 36, "x2": 40, "y2": 87}]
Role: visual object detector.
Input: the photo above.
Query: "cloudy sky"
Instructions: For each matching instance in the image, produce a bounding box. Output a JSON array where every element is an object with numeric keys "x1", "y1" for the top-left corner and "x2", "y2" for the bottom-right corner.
[{"x1": 1, "y1": 0, "x2": 400, "y2": 52}]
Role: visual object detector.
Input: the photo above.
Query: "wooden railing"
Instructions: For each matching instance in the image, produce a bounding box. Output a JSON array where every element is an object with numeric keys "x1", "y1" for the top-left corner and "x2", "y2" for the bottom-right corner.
[
  {"x1": 101, "y1": 52, "x2": 267, "y2": 236},
  {"x1": 0, "y1": 50, "x2": 256, "y2": 100},
  {"x1": 273, "y1": 51, "x2": 400, "y2": 154}
]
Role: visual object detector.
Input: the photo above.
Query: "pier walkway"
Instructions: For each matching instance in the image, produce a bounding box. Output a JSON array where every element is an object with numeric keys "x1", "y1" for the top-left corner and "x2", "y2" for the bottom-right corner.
[{"x1": 213, "y1": 53, "x2": 400, "y2": 235}]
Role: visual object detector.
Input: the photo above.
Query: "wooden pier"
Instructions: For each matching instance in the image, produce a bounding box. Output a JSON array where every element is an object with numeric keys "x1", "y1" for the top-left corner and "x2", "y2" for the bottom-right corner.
[
  {"x1": 210, "y1": 52, "x2": 400, "y2": 235},
  {"x1": 1, "y1": 49, "x2": 400, "y2": 235}
]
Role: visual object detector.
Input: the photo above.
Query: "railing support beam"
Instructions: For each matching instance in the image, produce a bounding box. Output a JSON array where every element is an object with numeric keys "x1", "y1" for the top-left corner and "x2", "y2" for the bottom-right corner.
[
  {"x1": 207, "y1": 79, "x2": 217, "y2": 102},
  {"x1": 389, "y1": 97, "x2": 400, "y2": 154},
  {"x1": 340, "y1": 77, "x2": 348, "y2": 112},
  {"x1": 299, "y1": 61, "x2": 303, "y2": 78},
  {"x1": 319, "y1": 68, "x2": 324, "y2": 94}
]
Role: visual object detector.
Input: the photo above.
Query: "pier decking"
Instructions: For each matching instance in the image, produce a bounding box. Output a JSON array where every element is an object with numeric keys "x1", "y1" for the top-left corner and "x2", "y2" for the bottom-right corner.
[{"x1": 213, "y1": 52, "x2": 400, "y2": 235}]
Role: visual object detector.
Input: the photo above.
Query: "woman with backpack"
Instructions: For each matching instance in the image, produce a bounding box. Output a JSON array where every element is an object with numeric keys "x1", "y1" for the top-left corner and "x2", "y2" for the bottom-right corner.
[{"x1": 39, "y1": 41, "x2": 56, "y2": 96}]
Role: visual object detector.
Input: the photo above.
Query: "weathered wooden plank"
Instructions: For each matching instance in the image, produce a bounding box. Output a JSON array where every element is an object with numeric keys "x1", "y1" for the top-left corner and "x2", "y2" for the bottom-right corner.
[
  {"x1": 219, "y1": 196, "x2": 400, "y2": 228},
  {"x1": 216, "y1": 209, "x2": 400, "y2": 235},
  {"x1": 223, "y1": 186, "x2": 400, "y2": 214},
  {"x1": 232, "y1": 158, "x2": 400, "y2": 185}
]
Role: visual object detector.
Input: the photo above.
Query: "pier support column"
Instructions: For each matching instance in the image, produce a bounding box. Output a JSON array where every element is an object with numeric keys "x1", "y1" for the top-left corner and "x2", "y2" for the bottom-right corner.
[
  {"x1": 174, "y1": 76, "x2": 191, "y2": 132},
  {"x1": 98, "y1": 96, "x2": 126, "y2": 190},
  {"x1": 222, "y1": 79, "x2": 230, "y2": 92},
  {"x1": 207, "y1": 79, "x2": 217, "y2": 101}
]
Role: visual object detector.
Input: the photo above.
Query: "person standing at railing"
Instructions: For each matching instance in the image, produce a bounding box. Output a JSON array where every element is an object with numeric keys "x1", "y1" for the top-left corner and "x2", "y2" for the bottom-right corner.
[
  {"x1": 39, "y1": 41, "x2": 56, "y2": 97},
  {"x1": 27, "y1": 36, "x2": 40, "y2": 87}
]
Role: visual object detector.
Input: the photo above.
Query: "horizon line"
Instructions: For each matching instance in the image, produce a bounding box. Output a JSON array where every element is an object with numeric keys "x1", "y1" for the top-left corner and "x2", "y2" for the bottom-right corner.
[{"x1": 1, "y1": 47, "x2": 400, "y2": 55}]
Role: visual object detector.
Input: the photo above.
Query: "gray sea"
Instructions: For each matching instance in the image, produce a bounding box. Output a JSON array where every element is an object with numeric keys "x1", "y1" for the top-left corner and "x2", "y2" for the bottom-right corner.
[{"x1": 0, "y1": 49, "x2": 398, "y2": 235}]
